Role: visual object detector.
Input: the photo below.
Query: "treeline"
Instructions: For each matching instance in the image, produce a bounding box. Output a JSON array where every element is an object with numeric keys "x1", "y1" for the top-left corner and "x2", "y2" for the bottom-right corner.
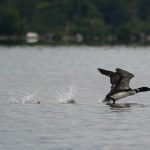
[{"x1": 0, "y1": 0, "x2": 150, "y2": 44}]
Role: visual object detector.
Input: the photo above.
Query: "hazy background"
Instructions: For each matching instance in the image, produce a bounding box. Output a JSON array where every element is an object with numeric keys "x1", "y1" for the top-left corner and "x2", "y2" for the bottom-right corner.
[{"x1": 0, "y1": 0, "x2": 150, "y2": 45}]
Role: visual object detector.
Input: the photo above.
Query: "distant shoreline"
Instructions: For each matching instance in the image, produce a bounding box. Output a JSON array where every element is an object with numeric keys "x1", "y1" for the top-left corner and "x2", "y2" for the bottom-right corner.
[{"x1": 0, "y1": 35, "x2": 150, "y2": 46}]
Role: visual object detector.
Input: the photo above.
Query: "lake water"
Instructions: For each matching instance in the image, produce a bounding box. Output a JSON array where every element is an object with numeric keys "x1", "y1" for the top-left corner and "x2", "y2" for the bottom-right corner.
[{"x1": 0, "y1": 46, "x2": 150, "y2": 150}]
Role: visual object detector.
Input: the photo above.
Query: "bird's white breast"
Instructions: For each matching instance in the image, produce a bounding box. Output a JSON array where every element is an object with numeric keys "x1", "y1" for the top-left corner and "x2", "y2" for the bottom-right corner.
[{"x1": 110, "y1": 91, "x2": 136, "y2": 100}]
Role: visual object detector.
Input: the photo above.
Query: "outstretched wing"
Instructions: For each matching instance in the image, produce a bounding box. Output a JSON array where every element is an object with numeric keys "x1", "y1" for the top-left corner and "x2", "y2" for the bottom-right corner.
[
  {"x1": 97, "y1": 68, "x2": 115, "y2": 77},
  {"x1": 97, "y1": 68, "x2": 121, "y2": 90},
  {"x1": 115, "y1": 68, "x2": 134, "y2": 90}
]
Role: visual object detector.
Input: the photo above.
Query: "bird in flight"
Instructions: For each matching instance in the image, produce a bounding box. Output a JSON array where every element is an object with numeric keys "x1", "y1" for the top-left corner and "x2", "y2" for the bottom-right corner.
[{"x1": 97, "y1": 68, "x2": 150, "y2": 104}]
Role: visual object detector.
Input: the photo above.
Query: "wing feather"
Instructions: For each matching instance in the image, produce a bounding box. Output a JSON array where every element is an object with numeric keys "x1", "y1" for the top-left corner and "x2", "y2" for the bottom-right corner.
[
  {"x1": 97, "y1": 68, "x2": 134, "y2": 91},
  {"x1": 97, "y1": 68, "x2": 120, "y2": 89},
  {"x1": 115, "y1": 68, "x2": 134, "y2": 90}
]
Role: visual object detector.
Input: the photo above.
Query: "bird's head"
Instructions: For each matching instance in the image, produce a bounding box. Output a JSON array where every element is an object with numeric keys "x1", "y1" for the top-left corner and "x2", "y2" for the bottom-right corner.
[{"x1": 138, "y1": 87, "x2": 150, "y2": 92}]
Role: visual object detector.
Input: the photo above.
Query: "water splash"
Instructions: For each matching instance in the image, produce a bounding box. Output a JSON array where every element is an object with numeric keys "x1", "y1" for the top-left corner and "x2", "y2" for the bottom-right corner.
[
  {"x1": 8, "y1": 91, "x2": 40, "y2": 104},
  {"x1": 8, "y1": 91, "x2": 19, "y2": 104},
  {"x1": 57, "y1": 86, "x2": 77, "y2": 104},
  {"x1": 21, "y1": 92, "x2": 37, "y2": 104},
  {"x1": 97, "y1": 97, "x2": 105, "y2": 103}
]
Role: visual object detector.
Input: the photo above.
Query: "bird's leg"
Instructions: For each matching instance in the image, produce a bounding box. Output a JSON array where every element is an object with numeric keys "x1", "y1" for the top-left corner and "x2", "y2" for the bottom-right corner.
[
  {"x1": 109, "y1": 97, "x2": 115, "y2": 104},
  {"x1": 112, "y1": 99, "x2": 115, "y2": 104}
]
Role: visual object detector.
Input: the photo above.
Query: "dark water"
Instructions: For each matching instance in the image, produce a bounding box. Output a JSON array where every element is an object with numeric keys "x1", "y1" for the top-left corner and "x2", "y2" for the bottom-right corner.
[{"x1": 0, "y1": 46, "x2": 150, "y2": 150}]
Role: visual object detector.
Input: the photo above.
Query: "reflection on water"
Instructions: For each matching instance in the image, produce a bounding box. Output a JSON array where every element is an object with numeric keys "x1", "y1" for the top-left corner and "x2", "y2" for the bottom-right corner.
[
  {"x1": 0, "y1": 46, "x2": 150, "y2": 150},
  {"x1": 107, "y1": 102, "x2": 146, "y2": 109}
]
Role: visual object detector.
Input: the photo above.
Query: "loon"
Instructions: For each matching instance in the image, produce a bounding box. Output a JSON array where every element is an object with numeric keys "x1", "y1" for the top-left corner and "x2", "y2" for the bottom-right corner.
[{"x1": 97, "y1": 68, "x2": 150, "y2": 104}]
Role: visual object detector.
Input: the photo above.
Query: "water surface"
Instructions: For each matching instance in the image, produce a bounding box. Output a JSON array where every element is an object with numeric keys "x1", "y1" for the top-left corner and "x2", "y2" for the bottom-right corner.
[{"x1": 0, "y1": 46, "x2": 150, "y2": 150}]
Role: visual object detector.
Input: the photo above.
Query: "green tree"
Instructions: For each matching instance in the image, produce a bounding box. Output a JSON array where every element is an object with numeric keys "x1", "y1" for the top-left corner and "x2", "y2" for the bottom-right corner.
[{"x1": 0, "y1": 6, "x2": 24, "y2": 35}]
